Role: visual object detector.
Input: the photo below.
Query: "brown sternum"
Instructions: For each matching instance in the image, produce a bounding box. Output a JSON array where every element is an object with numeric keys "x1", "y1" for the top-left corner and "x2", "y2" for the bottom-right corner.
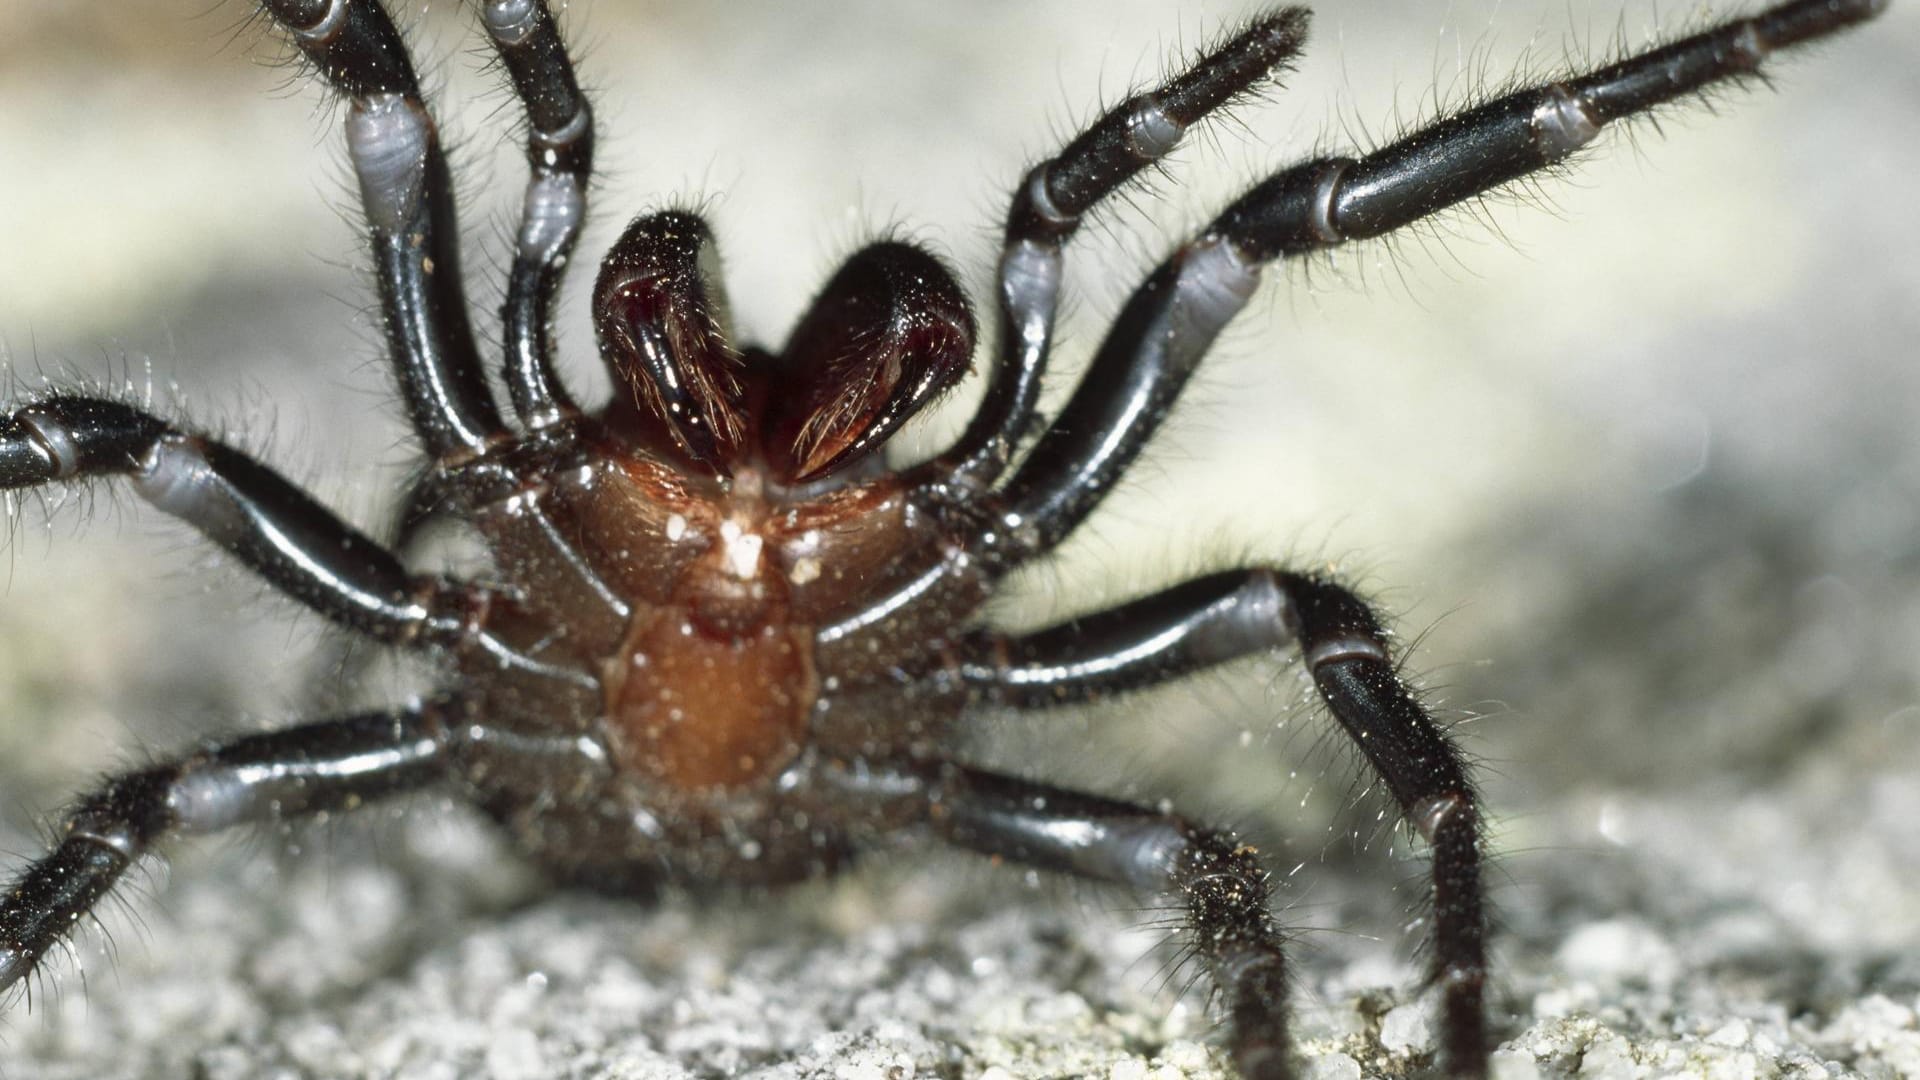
[
  {"x1": 599, "y1": 466, "x2": 816, "y2": 792},
  {"x1": 603, "y1": 611, "x2": 813, "y2": 791}
]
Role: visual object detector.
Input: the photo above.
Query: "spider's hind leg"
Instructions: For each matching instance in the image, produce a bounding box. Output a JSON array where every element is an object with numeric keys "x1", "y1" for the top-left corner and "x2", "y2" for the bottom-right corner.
[
  {"x1": 948, "y1": 568, "x2": 1488, "y2": 1076},
  {"x1": 830, "y1": 757, "x2": 1297, "y2": 1079},
  {"x1": 0, "y1": 701, "x2": 465, "y2": 996}
]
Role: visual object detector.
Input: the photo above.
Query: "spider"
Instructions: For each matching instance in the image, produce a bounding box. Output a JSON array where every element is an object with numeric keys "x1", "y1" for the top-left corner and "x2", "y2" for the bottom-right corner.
[{"x1": 0, "y1": 0, "x2": 1897, "y2": 1077}]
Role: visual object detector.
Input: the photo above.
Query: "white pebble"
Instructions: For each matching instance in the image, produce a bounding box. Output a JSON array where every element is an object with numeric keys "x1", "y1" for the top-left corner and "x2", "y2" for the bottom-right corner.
[
  {"x1": 1379, "y1": 1003, "x2": 1433, "y2": 1054},
  {"x1": 1705, "y1": 1019, "x2": 1750, "y2": 1047},
  {"x1": 1555, "y1": 918, "x2": 1679, "y2": 984},
  {"x1": 1490, "y1": 1048, "x2": 1542, "y2": 1080},
  {"x1": 1303, "y1": 1052, "x2": 1362, "y2": 1080}
]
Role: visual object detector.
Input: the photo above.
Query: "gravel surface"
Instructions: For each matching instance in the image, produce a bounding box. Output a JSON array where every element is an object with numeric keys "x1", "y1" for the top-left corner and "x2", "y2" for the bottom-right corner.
[{"x1": 2, "y1": 2, "x2": 1917, "y2": 1077}]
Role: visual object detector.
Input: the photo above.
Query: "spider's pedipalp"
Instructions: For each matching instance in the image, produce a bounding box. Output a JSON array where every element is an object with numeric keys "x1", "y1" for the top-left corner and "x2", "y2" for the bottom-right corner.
[
  {"x1": 481, "y1": 0, "x2": 595, "y2": 431},
  {"x1": 993, "y1": 233, "x2": 1263, "y2": 555},
  {"x1": 936, "y1": 9, "x2": 1311, "y2": 493}
]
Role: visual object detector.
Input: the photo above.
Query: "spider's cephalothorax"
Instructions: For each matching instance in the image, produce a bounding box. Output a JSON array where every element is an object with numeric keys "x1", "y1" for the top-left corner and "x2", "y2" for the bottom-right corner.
[{"x1": 0, "y1": 1, "x2": 1888, "y2": 1077}]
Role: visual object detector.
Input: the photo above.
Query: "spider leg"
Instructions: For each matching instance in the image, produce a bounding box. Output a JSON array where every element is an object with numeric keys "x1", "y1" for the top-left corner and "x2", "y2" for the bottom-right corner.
[
  {"x1": 0, "y1": 396, "x2": 589, "y2": 684},
  {"x1": 480, "y1": 0, "x2": 593, "y2": 431},
  {"x1": 990, "y1": 0, "x2": 1887, "y2": 559},
  {"x1": 830, "y1": 758, "x2": 1293, "y2": 1080},
  {"x1": 0, "y1": 700, "x2": 466, "y2": 997},
  {"x1": 844, "y1": 0, "x2": 1884, "y2": 649},
  {"x1": 392, "y1": 449, "x2": 630, "y2": 637},
  {"x1": 261, "y1": 1, "x2": 626, "y2": 634},
  {"x1": 261, "y1": 0, "x2": 508, "y2": 460},
  {"x1": 932, "y1": 10, "x2": 1309, "y2": 493},
  {"x1": 949, "y1": 567, "x2": 1486, "y2": 1074}
]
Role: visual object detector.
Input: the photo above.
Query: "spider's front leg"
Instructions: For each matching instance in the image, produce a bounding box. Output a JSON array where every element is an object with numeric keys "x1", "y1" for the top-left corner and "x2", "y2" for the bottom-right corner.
[
  {"x1": 928, "y1": 9, "x2": 1310, "y2": 493},
  {"x1": 375, "y1": 0, "x2": 627, "y2": 629},
  {"x1": 948, "y1": 570, "x2": 1485, "y2": 1076},
  {"x1": 260, "y1": 0, "x2": 508, "y2": 459},
  {"x1": 0, "y1": 700, "x2": 569, "y2": 996},
  {"x1": 989, "y1": 0, "x2": 1889, "y2": 557},
  {"x1": 0, "y1": 396, "x2": 583, "y2": 682}
]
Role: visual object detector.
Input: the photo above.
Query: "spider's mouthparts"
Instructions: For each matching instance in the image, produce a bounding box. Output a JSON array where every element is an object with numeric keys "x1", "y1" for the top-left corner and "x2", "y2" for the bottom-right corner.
[{"x1": 594, "y1": 217, "x2": 975, "y2": 485}]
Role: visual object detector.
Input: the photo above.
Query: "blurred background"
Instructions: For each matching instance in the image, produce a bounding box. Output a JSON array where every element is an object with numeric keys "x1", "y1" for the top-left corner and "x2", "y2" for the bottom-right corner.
[{"x1": 2, "y1": 1, "x2": 1917, "y2": 1076}]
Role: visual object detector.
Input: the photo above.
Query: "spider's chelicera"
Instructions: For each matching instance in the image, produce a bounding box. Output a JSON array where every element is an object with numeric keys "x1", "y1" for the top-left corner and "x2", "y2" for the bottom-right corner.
[{"x1": 0, "y1": 1, "x2": 1888, "y2": 1077}]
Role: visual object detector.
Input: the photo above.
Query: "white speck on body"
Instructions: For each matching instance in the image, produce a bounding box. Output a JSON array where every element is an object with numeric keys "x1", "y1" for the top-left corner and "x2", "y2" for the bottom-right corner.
[{"x1": 719, "y1": 519, "x2": 763, "y2": 579}]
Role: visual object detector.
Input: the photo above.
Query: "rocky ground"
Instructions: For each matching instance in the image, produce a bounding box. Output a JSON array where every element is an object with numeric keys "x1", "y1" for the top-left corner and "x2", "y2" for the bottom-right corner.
[{"x1": 2, "y1": 2, "x2": 1917, "y2": 1077}]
